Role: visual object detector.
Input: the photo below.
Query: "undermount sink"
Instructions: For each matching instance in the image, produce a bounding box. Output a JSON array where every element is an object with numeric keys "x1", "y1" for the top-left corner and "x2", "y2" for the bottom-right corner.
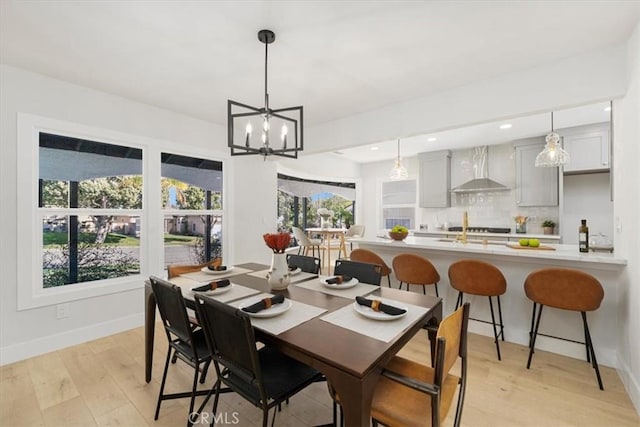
[{"x1": 436, "y1": 238, "x2": 506, "y2": 246}]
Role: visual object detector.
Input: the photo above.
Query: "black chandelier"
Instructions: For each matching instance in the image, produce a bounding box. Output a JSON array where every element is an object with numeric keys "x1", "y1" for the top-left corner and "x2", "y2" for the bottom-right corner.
[{"x1": 228, "y1": 29, "x2": 303, "y2": 159}]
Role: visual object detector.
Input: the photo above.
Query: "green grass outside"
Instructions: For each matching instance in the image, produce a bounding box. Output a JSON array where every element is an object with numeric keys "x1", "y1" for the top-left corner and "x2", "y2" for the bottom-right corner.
[{"x1": 43, "y1": 231, "x2": 199, "y2": 247}]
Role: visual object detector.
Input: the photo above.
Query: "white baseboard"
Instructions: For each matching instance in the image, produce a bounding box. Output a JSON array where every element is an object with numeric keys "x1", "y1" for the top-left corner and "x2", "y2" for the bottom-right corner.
[
  {"x1": 617, "y1": 355, "x2": 640, "y2": 416},
  {"x1": 0, "y1": 312, "x2": 144, "y2": 366}
]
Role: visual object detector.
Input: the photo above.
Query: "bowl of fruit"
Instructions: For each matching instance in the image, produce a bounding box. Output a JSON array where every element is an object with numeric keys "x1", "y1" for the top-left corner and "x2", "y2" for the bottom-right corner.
[{"x1": 389, "y1": 225, "x2": 409, "y2": 241}]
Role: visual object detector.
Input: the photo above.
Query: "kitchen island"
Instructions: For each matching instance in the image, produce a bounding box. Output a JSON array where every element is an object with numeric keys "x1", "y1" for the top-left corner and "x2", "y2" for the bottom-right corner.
[{"x1": 352, "y1": 236, "x2": 626, "y2": 366}]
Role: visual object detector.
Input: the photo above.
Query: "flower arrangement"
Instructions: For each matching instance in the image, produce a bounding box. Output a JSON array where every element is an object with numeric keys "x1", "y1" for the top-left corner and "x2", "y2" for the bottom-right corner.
[
  {"x1": 514, "y1": 215, "x2": 528, "y2": 225},
  {"x1": 317, "y1": 208, "x2": 334, "y2": 220},
  {"x1": 263, "y1": 232, "x2": 291, "y2": 254}
]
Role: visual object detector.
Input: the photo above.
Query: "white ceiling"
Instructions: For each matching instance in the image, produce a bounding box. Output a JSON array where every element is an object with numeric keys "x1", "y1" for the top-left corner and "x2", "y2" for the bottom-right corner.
[{"x1": 1, "y1": 1, "x2": 638, "y2": 160}]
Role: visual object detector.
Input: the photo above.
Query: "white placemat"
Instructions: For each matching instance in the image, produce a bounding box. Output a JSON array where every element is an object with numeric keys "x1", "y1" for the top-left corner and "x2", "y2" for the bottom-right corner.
[
  {"x1": 294, "y1": 276, "x2": 379, "y2": 299},
  {"x1": 230, "y1": 293, "x2": 327, "y2": 335},
  {"x1": 191, "y1": 284, "x2": 262, "y2": 303},
  {"x1": 181, "y1": 266, "x2": 252, "y2": 282},
  {"x1": 247, "y1": 269, "x2": 318, "y2": 284},
  {"x1": 320, "y1": 298, "x2": 430, "y2": 342}
]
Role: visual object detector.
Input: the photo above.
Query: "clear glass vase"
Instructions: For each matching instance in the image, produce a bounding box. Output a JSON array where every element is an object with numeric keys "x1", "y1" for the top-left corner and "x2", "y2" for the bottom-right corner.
[
  {"x1": 515, "y1": 223, "x2": 527, "y2": 234},
  {"x1": 266, "y1": 253, "x2": 291, "y2": 290}
]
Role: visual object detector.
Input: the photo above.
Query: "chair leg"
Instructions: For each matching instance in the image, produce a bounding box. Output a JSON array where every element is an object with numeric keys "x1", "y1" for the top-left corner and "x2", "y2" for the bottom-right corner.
[
  {"x1": 210, "y1": 379, "x2": 222, "y2": 425},
  {"x1": 422, "y1": 284, "x2": 426, "y2": 295},
  {"x1": 497, "y1": 295, "x2": 505, "y2": 342},
  {"x1": 387, "y1": 275, "x2": 391, "y2": 287},
  {"x1": 186, "y1": 363, "x2": 201, "y2": 427},
  {"x1": 455, "y1": 292, "x2": 463, "y2": 310},
  {"x1": 527, "y1": 304, "x2": 544, "y2": 369},
  {"x1": 199, "y1": 360, "x2": 210, "y2": 384},
  {"x1": 582, "y1": 312, "x2": 604, "y2": 390},
  {"x1": 155, "y1": 348, "x2": 173, "y2": 420},
  {"x1": 528, "y1": 302, "x2": 537, "y2": 349},
  {"x1": 488, "y1": 296, "x2": 501, "y2": 361},
  {"x1": 434, "y1": 282, "x2": 439, "y2": 297}
]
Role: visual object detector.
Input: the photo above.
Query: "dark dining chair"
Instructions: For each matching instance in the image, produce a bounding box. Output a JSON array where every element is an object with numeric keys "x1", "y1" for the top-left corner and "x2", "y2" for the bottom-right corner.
[
  {"x1": 193, "y1": 294, "x2": 323, "y2": 427},
  {"x1": 149, "y1": 276, "x2": 212, "y2": 427},
  {"x1": 349, "y1": 248, "x2": 392, "y2": 287},
  {"x1": 371, "y1": 302, "x2": 470, "y2": 427},
  {"x1": 286, "y1": 254, "x2": 321, "y2": 274},
  {"x1": 333, "y1": 259, "x2": 382, "y2": 286}
]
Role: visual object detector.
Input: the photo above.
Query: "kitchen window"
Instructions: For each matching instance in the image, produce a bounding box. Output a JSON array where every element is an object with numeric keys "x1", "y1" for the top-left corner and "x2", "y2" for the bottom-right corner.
[{"x1": 381, "y1": 179, "x2": 417, "y2": 230}]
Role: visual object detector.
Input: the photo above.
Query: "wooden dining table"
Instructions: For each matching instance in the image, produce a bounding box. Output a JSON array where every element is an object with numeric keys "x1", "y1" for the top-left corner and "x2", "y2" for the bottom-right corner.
[
  {"x1": 305, "y1": 227, "x2": 348, "y2": 273},
  {"x1": 144, "y1": 262, "x2": 442, "y2": 427}
]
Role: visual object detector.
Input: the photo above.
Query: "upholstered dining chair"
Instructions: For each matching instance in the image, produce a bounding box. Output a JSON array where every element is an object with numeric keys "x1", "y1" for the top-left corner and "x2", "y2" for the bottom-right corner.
[
  {"x1": 370, "y1": 302, "x2": 470, "y2": 427},
  {"x1": 524, "y1": 268, "x2": 605, "y2": 390},
  {"x1": 286, "y1": 254, "x2": 321, "y2": 274},
  {"x1": 193, "y1": 294, "x2": 323, "y2": 427},
  {"x1": 292, "y1": 226, "x2": 323, "y2": 260},
  {"x1": 149, "y1": 276, "x2": 213, "y2": 426},
  {"x1": 349, "y1": 248, "x2": 392, "y2": 287},
  {"x1": 393, "y1": 253, "x2": 441, "y2": 296},
  {"x1": 339, "y1": 224, "x2": 365, "y2": 257},
  {"x1": 448, "y1": 259, "x2": 506, "y2": 360},
  {"x1": 333, "y1": 259, "x2": 382, "y2": 286}
]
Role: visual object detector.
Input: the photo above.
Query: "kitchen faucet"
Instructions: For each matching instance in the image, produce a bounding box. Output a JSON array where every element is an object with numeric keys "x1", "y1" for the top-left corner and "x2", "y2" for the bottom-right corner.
[{"x1": 456, "y1": 211, "x2": 469, "y2": 243}]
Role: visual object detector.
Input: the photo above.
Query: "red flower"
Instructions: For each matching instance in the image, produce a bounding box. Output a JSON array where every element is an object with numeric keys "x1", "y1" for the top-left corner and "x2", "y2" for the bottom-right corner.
[{"x1": 263, "y1": 232, "x2": 291, "y2": 254}]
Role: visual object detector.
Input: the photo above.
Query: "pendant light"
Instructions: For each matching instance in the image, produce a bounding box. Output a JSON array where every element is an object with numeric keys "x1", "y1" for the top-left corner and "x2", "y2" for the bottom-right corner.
[
  {"x1": 389, "y1": 139, "x2": 408, "y2": 179},
  {"x1": 228, "y1": 29, "x2": 303, "y2": 159},
  {"x1": 535, "y1": 112, "x2": 570, "y2": 167}
]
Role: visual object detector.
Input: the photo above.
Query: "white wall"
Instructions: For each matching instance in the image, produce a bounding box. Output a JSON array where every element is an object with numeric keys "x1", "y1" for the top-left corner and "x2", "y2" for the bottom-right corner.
[
  {"x1": 613, "y1": 22, "x2": 640, "y2": 414},
  {"x1": 0, "y1": 65, "x2": 227, "y2": 364},
  {"x1": 562, "y1": 173, "x2": 613, "y2": 244}
]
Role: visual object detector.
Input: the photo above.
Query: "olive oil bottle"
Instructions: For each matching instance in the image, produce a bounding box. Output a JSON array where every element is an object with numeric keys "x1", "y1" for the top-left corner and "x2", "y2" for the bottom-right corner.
[{"x1": 579, "y1": 219, "x2": 589, "y2": 253}]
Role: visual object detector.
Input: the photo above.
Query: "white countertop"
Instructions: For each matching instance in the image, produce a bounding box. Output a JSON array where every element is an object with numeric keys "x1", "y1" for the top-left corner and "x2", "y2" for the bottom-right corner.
[
  {"x1": 412, "y1": 230, "x2": 561, "y2": 240},
  {"x1": 355, "y1": 236, "x2": 626, "y2": 266}
]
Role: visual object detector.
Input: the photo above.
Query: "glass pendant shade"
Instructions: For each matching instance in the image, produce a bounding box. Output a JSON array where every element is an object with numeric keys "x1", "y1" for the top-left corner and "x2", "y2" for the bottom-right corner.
[
  {"x1": 389, "y1": 139, "x2": 408, "y2": 179},
  {"x1": 535, "y1": 113, "x2": 570, "y2": 167}
]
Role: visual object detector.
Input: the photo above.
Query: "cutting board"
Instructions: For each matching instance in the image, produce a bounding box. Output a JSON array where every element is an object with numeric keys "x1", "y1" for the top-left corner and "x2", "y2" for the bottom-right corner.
[{"x1": 506, "y1": 243, "x2": 556, "y2": 251}]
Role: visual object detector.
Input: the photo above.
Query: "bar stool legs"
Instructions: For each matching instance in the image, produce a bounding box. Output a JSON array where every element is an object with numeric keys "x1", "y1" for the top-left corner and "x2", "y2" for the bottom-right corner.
[
  {"x1": 526, "y1": 303, "x2": 604, "y2": 390},
  {"x1": 456, "y1": 292, "x2": 504, "y2": 360}
]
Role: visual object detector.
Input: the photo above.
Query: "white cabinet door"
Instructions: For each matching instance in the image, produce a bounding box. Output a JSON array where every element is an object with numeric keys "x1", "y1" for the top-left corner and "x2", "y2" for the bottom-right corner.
[
  {"x1": 562, "y1": 125, "x2": 610, "y2": 173},
  {"x1": 418, "y1": 150, "x2": 451, "y2": 208},
  {"x1": 515, "y1": 140, "x2": 558, "y2": 207}
]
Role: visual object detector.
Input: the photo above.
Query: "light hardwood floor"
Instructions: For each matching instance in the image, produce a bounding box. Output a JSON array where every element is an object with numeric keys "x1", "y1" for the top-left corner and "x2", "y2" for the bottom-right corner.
[{"x1": 1, "y1": 323, "x2": 638, "y2": 427}]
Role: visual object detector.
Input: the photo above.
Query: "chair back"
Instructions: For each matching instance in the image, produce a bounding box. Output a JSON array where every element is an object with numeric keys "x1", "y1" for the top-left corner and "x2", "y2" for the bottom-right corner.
[
  {"x1": 292, "y1": 226, "x2": 314, "y2": 247},
  {"x1": 167, "y1": 262, "x2": 209, "y2": 279},
  {"x1": 345, "y1": 224, "x2": 365, "y2": 238},
  {"x1": 350, "y1": 249, "x2": 391, "y2": 276},
  {"x1": 287, "y1": 254, "x2": 321, "y2": 274},
  {"x1": 448, "y1": 259, "x2": 506, "y2": 297},
  {"x1": 524, "y1": 268, "x2": 604, "y2": 312},
  {"x1": 434, "y1": 302, "x2": 470, "y2": 388},
  {"x1": 149, "y1": 276, "x2": 194, "y2": 345},
  {"x1": 334, "y1": 259, "x2": 382, "y2": 285},
  {"x1": 392, "y1": 253, "x2": 440, "y2": 284},
  {"x1": 194, "y1": 294, "x2": 266, "y2": 399}
]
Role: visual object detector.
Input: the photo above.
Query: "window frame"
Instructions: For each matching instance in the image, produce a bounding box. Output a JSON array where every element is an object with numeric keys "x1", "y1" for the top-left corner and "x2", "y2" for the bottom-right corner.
[
  {"x1": 379, "y1": 177, "x2": 418, "y2": 231},
  {"x1": 17, "y1": 113, "x2": 226, "y2": 310}
]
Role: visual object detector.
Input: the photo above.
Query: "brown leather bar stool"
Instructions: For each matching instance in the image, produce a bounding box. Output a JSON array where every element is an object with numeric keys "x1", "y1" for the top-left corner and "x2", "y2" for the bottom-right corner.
[
  {"x1": 392, "y1": 253, "x2": 440, "y2": 296},
  {"x1": 448, "y1": 259, "x2": 506, "y2": 360},
  {"x1": 524, "y1": 268, "x2": 605, "y2": 390},
  {"x1": 350, "y1": 248, "x2": 392, "y2": 287}
]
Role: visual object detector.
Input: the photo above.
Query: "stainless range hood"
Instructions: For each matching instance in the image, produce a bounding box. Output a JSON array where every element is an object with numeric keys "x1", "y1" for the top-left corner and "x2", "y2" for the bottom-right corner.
[{"x1": 451, "y1": 146, "x2": 509, "y2": 193}]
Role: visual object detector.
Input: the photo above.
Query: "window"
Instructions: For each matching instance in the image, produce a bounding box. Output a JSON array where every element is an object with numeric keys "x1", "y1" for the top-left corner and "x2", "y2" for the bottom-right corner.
[
  {"x1": 17, "y1": 113, "x2": 226, "y2": 309},
  {"x1": 161, "y1": 152, "x2": 223, "y2": 267},
  {"x1": 381, "y1": 179, "x2": 417, "y2": 230}
]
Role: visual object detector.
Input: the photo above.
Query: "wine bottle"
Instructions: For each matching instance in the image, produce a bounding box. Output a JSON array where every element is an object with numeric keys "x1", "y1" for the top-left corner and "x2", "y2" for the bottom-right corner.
[{"x1": 579, "y1": 219, "x2": 589, "y2": 253}]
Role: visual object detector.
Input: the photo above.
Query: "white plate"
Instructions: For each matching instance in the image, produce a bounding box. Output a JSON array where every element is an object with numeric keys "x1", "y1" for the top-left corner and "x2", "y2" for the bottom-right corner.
[
  {"x1": 352, "y1": 301, "x2": 408, "y2": 321},
  {"x1": 200, "y1": 265, "x2": 234, "y2": 275},
  {"x1": 320, "y1": 277, "x2": 359, "y2": 289},
  {"x1": 289, "y1": 267, "x2": 302, "y2": 276},
  {"x1": 238, "y1": 298, "x2": 292, "y2": 318},
  {"x1": 191, "y1": 283, "x2": 233, "y2": 296}
]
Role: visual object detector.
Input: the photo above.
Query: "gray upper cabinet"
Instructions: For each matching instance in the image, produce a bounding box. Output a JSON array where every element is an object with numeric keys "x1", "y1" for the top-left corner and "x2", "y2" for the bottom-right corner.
[
  {"x1": 418, "y1": 150, "x2": 451, "y2": 207},
  {"x1": 514, "y1": 139, "x2": 558, "y2": 207},
  {"x1": 561, "y1": 123, "x2": 610, "y2": 174}
]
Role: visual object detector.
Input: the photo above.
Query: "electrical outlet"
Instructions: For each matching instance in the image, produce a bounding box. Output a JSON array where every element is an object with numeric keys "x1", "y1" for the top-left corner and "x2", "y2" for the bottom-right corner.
[{"x1": 56, "y1": 303, "x2": 70, "y2": 319}]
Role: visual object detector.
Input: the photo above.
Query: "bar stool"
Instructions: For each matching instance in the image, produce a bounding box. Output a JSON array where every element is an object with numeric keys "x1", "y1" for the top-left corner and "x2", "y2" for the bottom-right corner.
[
  {"x1": 349, "y1": 249, "x2": 392, "y2": 287},
  {"x1": 524, "y1": 268, "x2": 605, "y2": 390},
  {"x1": 448, "y1": 259, "x2": 506, "y2": 360},
  {"x1": 392, "y1": 253, "x2": 440, "y2": 296}
]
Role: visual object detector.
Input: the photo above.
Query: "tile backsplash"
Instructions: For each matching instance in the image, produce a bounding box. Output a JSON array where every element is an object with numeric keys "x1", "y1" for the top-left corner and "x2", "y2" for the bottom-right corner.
[{"x1": 420, "y1": 143, "x2": 559, "y2": 234}]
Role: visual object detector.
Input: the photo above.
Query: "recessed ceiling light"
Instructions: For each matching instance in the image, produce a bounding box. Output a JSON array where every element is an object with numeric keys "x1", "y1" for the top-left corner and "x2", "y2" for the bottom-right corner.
[
  {"x1": 370, "y1": 146, "x2": 379, "y2": 151},
  {"x1": 604, "y1": 106, "x2": 612, "y2": 112},
  {"x1": 427, "y1": 137, "x2": 437, "y2": 142},
  {"x1": 499, "y1": 124, "x2": 512, "y2": 130}
]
